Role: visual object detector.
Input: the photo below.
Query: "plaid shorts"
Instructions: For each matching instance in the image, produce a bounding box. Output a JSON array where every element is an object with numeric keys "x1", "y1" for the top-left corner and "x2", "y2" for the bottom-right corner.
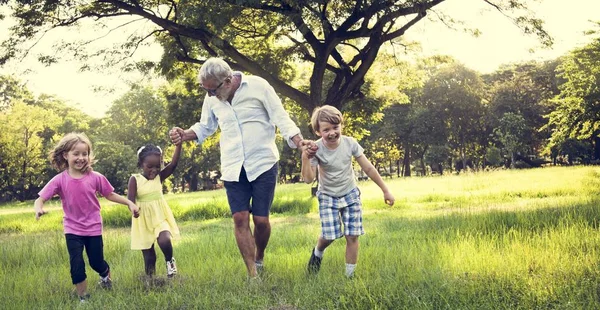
[{"x1": 317, "y1": 187, "x2": 365, "y2": 240}]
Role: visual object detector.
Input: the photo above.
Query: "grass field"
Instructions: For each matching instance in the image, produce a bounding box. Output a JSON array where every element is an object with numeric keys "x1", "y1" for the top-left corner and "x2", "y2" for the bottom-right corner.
[{"x1": 1, "y1": 166, "x2": 600, "y2": 309}]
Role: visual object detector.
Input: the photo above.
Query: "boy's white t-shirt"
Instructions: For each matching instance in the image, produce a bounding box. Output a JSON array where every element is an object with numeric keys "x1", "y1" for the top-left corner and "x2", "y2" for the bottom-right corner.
[{"x1": 310, "y1": 135, "x2": 364, "y2": 197}]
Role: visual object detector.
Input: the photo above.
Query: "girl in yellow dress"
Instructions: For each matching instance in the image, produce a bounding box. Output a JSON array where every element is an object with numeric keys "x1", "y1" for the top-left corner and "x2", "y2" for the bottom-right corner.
[{"x1": 128, "y1": 143, "x2": 181, "y2": 278}]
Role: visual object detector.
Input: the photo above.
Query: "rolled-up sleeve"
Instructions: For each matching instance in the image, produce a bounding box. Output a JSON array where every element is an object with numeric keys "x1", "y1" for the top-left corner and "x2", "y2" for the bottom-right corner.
[
  {"x1": 262, "y1": 84, "x2": 301, "y2": 148},
  {"x1": 190, "y1": 99, "x2": 219, "y2": 145}
]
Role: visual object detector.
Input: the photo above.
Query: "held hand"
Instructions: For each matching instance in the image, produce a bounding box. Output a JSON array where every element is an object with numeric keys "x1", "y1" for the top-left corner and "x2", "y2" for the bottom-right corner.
[
  {"x1": 300, "y1": 140, "x2": 318, "y2": 158},
  {"x1": 169, "y1": 127, "x2": 185, "y2": 146},
  {"x1": 129, "y1": 203, "x2": 140, "y2": 218},
  {"x1": 383, "y1": 191, "x2": 395, "y2": 206},
  {"x1": 35, "y1": 208, "x2": 47, "y2": 221}
]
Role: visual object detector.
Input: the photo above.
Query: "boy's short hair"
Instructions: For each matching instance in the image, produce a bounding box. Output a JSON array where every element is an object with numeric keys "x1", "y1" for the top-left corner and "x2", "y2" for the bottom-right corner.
[{"x1": 311, "y1": 105, "x2": 343, "y2": 133}]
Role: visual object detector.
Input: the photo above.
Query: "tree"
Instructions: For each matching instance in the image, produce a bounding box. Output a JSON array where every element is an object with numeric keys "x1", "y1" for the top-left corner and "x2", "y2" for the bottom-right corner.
[
  {"x1": 0, "y1": 102, "x2": 60, "y2": 201},
  {"x1": 1, "y1": 1, "x2": 551, "y2": 116},
  {"x1": 100, "y1": 86, "x2": 169, "y2": 147},
  {"x1": 0, "y1": 74, "x2": 34, "y2": 111},
  {"x1": 494, "y1": 112, "x2": 527, "y2": 168},
  {"x1": 545, "y1": 25, "x2": 600, "y2": 160},
  {"x1": 34, "y1": 94, "x2": 93, "y2": 135},
  {"x1": 421, "y1": 63, "x2": 486, "y2": 172},
  {"x1": 93, "y1": 141, "x2": 137, "y2": 193},
  {"x1": 485, "y1": 61, "x2": 560, "y2": 155}
]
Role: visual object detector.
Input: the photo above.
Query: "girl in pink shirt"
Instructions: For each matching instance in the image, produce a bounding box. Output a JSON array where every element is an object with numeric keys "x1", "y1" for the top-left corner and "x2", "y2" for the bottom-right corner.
[{"x1": 34, "y1": 133, "x2": 139, "y2": 303}]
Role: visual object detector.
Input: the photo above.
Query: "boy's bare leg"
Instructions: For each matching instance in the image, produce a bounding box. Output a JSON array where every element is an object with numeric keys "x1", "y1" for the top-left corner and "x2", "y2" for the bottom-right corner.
[
  {"x1": 252, "y1": 215, "x2": 271, "y2": 263},
  {"x1": 345, "y1": 236, "x2": 359, "y2": 264},
  {"x1": 317, "y1": 236, "x2": 334, "y2": 251},
  {"x1": 233, "y1": 211, "x2": 258, "y2": 277},
  {"x1": 75, "y1": 280, "x2": 87, "y2": 297}
]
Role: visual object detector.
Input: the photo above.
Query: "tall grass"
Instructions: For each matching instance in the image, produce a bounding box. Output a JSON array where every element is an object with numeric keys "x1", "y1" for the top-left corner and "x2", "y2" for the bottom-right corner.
[{"x1": 1, "y1": 166, "x2": 599, "y2": 309}]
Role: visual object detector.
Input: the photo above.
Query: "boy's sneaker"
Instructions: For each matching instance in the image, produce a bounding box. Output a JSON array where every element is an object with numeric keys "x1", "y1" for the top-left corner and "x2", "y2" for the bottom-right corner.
[
  {"x1": 166, "y1": 257, "x2": 177, "y2": 278},
  {"x1": 99, "y1": 272, "x2": 112, "y2": 289},
  {"x1": 307, "y1": 248, "x2": 322, "y2": 274}
]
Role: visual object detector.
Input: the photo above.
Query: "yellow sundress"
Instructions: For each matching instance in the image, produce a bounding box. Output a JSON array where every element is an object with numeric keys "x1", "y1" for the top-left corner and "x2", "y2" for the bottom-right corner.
[{"x1": 131, "y1": 173, "x2": 179, "y2": 250}]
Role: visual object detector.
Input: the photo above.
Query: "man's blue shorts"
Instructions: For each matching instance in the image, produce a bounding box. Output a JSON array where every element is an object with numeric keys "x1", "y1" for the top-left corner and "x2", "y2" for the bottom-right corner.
[{"x1": 223, "y1": 164, "x2": 278, "y2": 217}]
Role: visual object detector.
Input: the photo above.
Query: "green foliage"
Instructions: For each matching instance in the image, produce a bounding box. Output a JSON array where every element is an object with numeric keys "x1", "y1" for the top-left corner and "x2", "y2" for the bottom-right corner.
[
  {"x1": 485, "y1": 146, "x2": 504, "y2": 167},
  {"x1": 552, "y1": 138, "x2": 595, "y2": 165},
  {"x1": 545, "y1": 24, "x2": 600, "y2": 159},
  {"x1": 100, "y1": 86, "x2": 169, "y2": 147},
  {"x1": 494, "y1": 112, "x2": 528, "y2": 168},
  {"x1": 0, "y1": 102, "x2": 60, "y2": 201},
  {"x1": 422, "y1": 63, "x2": 487, "y2": 168},
  {"x1": 0, "y1": 0, "x2": 552, "y2": 117},
  {"x1": 0, "y1": 74, "x2": 34, "y2": 110},
  {"x1": 93, "y1": 142, "x2": 137, "y2": 194},
  {"x1": 485, "y1": 61, "x2": 559, "y2": 154}
]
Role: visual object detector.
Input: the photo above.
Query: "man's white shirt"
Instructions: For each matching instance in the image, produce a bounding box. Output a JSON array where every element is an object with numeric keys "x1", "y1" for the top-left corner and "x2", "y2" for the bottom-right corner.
[{"x1": 190, "y1": 72, "x2": 300, "y2": 182}]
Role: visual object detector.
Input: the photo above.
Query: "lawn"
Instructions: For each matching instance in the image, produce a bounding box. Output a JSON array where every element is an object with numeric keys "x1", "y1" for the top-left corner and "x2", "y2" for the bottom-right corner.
[{"x1": 1, "y1": 166, "x2": 599, "y2": 309}]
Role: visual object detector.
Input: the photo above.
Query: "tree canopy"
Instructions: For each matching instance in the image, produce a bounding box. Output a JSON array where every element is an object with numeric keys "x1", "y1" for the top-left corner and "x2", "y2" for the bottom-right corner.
[{"x1": 0, "y1": 0, "x2": 551, "y2": 115}]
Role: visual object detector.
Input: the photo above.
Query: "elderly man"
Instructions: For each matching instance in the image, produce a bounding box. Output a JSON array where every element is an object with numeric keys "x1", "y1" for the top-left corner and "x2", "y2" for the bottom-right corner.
[{"x1": 169, "y1": 58, "x2": 314, "y2": 279}]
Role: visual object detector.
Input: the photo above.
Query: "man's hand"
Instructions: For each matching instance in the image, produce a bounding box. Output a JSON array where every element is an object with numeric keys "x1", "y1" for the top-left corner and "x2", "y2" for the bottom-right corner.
[
  {"x1": 301, "y1": 140, "x2": 318, "y2": 159},
  {"x1": 169, "y1": 127, "x2": 185, "y2": 146}
]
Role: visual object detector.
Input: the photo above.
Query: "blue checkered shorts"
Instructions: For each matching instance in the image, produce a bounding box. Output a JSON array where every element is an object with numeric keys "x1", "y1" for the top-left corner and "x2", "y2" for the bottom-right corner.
[{"x1": 317, "y1": 187, "x2": 364, "y2": 240}]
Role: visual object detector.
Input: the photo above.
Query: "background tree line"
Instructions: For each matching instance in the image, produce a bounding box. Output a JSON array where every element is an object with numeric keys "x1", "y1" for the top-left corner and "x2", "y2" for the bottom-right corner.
[
  {"x1": 1, "y1": 25, "x2": 599, "y2": 202},
  {"x1": 0, "y1": 0, "x2": 598, "y2": 202}
]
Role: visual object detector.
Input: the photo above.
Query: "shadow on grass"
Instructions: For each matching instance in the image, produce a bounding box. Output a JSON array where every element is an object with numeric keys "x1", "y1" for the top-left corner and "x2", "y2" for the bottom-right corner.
[{"x1": 102, "y1": 196, "x2": 313, "y2": 228}]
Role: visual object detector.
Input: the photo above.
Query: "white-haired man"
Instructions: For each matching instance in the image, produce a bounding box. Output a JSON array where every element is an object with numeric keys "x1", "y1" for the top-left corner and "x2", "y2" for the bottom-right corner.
[{"x1": 169, "y1": 58, "x2": 315, "y2": 279}]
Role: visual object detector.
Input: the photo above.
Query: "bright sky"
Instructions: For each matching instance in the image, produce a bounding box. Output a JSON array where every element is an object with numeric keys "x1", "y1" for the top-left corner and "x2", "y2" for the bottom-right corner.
[{"x1": 0, "y1": 0, "x2": 598, "y2": 118}]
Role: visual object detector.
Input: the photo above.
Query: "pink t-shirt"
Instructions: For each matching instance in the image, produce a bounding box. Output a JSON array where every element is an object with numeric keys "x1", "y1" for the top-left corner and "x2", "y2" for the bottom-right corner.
[{"x1": 39, "y1": 170, "x2": 114, "y2": 236}]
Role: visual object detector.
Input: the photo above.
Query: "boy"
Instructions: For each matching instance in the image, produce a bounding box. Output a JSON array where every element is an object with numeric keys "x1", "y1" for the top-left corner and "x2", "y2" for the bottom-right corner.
[{"x1": 301, "y1": 105, "x2": 395, "y2": 278}]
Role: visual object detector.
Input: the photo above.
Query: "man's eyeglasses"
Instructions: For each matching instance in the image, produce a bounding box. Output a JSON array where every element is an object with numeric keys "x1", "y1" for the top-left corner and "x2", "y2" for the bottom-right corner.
[{"x1": 202, "y1": 80, "x2": 224, "y2": 96}]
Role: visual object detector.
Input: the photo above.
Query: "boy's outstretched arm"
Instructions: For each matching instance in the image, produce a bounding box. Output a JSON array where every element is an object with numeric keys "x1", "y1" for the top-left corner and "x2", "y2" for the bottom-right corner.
[
  {"x1": 301, "y1": 147, "x2": 317, "y2": 184},
  {"x1": 33, "y1": 197, "x2": 48, "y2": 220},
  {"x1": 105, "y1": 192, "x2": 140, "y2": 218},
  {"x1": 356, "y1": 155, "x2": 395, "y2": 206},
  {"x1": 160, "y1": 143, "x2": 182, "y2": 181}
]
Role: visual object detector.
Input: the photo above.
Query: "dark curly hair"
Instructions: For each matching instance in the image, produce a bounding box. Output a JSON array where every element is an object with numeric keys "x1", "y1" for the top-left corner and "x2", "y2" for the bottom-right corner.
[{"x1": 137, "y1": 144, "x2": 162, "y2": 168}]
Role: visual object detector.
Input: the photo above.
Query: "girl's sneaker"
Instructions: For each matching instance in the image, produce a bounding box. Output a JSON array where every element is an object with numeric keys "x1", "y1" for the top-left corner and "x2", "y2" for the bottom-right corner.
[
  {"x1": 99, "y1": 273, "x2": 112, "y2": 289},
  {"x1": 79, "y1": 293, "x2": 90, "y2": 303},
  {"x1": 166, "y1": 258, "x2": 177, "y2": 278}
]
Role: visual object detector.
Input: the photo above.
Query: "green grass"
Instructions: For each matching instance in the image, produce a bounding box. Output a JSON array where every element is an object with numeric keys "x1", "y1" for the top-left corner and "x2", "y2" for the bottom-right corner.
[{"x1": 1, "y1": 166, "x2": 600, "y2": 309}]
